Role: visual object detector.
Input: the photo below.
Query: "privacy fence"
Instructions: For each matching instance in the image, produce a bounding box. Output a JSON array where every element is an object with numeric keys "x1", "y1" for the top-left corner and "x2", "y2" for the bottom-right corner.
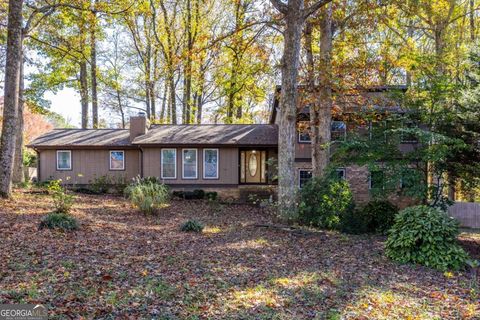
[{"x1": 449, "y1": 202, "x2": 480, "y2": 229}]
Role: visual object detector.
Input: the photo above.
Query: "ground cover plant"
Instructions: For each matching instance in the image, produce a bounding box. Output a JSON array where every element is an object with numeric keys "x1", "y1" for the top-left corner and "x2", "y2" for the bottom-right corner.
[{"x1": 0, "y1": 188, "x2": 478, "y2": 319}]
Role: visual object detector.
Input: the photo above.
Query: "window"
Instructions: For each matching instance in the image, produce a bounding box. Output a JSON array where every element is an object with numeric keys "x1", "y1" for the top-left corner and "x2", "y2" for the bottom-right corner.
[
  {"x1": 331, "y1": 121, "x2": 347, "y2": 141},
  {"x1": 203, "y1": 149, "x2": 219, "y2": 179},
  {"x1": 369, "y1": 170, "x2": 384, "y2": 190},
  {"x1": 299, "y1": 169, "x2": 313, "y2": 188},
  {"x1": 109, "y1": 151, "x2": 125, "y2": 170},
  {"x1": 182, "y1": 149, "x2": 198, "y2": 179},
  {"x1": 298, "y1": 131, "x2": 311, "y2": 143},
  {"x1": 161, "y1": 149, "x2": 176, "y2": 179},
  {"x1": 56, "y1": 150, "x2": 71, "y2": 170},
  {"x1": 336, "y1": 168, "x2": 346, "y2": 180}
]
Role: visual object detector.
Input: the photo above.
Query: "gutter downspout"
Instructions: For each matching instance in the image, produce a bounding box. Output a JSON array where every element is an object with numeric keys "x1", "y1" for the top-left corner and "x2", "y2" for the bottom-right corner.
[
  {"x1": 139, "y1": 146, "x2": 144, "y2": 178},
  {"x1": 35, "y1": 148, "x2": 40, "y2": 182}
]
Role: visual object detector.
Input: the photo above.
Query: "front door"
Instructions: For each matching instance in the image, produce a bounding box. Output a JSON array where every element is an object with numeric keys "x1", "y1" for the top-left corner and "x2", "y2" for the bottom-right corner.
[{"x1": 240, "y1": 150, "x2": 267, "y2": 184}]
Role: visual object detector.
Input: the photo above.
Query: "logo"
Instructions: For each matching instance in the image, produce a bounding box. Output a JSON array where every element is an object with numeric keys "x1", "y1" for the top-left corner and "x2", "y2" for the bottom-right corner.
[{"x1": 0, "y1": 304, "x2": 47, "y2": 320}]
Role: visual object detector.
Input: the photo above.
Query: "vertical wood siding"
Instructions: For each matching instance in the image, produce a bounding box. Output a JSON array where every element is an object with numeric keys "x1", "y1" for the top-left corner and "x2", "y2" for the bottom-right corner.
[
  {"x1": 39, "y1": 149, "x2": 140, "y2": 184},
  {"x1": 449, "y1": 202, "x2": 480, "y2": 229},
  {"x1": 142, "y1": 147, "x2": 239, "y2": 185}
]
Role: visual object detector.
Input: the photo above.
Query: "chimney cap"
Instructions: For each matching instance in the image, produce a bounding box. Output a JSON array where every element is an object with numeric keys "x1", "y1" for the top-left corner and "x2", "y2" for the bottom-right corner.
[{"x1": 137, "y1": 111, "x2": 146, "y2": 117}]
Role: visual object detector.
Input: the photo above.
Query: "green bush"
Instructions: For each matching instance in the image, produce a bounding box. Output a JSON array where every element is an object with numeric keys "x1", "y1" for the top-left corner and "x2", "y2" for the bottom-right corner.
[
  {"x1": 364, "y1": 200, "x2": 398, "y2": 234},
  {"x1": 89, "y1": 175, "x2": 111, "y2": 194},
  {"x1": 180, "y1": 220, "x2": 204, "y2": 233},
  {"x1": 340, "y1": 209, "x2": 369, "y2": 234},
  {"x1": 340, "y1": 200, "x2": 398, "y2": 235},
  {"x1": 47, "y1": 180, "x2": 74, "y2": 213},
  {"x1": 39, "y1": 213, "x2": 79, "y2": 231},
  {"x1": 124, "y1": 179, "x2": 169, "y2": 215},
  {"x1": 298, "y1": 175, "x2": 354, "y2": 230},
  {"x1": 172, "y1": 189, "x2": 208, "y2": 200},
  {"x1": 205, "y1": 192, "x2": 218, "y2": 201},
  {"x1": 385, "y1": 205, "x2": 469, "y2": 271}
]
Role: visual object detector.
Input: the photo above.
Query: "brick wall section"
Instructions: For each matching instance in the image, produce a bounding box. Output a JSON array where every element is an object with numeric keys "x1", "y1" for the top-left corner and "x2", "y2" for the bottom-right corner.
[{"x1": 294, "y1": 163, "x2": 418, "y2": 209}]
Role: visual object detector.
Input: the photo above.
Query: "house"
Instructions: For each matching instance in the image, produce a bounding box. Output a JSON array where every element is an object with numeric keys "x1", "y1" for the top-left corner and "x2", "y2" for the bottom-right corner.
[{"x1": 28, "y1": 86, "x2": 417, "y2": 204}]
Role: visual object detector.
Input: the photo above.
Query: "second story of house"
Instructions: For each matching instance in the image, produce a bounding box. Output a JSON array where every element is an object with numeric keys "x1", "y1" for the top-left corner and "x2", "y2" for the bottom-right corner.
[{"x1": 269, "y1": 85, "x2": 419, "y2": 161}]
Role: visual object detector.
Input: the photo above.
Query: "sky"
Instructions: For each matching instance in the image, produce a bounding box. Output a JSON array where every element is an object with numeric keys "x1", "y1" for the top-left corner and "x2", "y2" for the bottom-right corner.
[{"x1": 44, "y1": 88, "x2": 82, "y2": 127}]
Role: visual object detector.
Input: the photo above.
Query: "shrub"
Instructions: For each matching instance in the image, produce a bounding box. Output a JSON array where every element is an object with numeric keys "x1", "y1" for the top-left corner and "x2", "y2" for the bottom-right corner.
[
  {"x1": 180, "y1": 220, "x2": 204, "y2": 233},
  {"x1": 47, "y1": 180, "x2": 74, "y2": 213},
  {"x1": 89, "y1": 175, "x2": 111, "y2": 194},
  {"x1": 298, "y1": 175, "x2": 354, "y2": 230},
  {"x1": 124, "y1": 180, "x2": 169, "y2": 215},
  {"x1": 172, "y1": 189, "x2": 207, "y2": 200},
  {"x1": 340, "y1": 209, "x2": 369, "y2": 235},
  {"x1": 386, "y1": 205, "x2": 469, "y2": 271},
  {"x1": 340, "y1": 200, "x2": 398, "y2": 235},
  {"x1": 39, "y1": 213, "x2": 79, "y2": 231},
  {"x1": 205, "y1": 192, "x2": 218, "y2": 201}
]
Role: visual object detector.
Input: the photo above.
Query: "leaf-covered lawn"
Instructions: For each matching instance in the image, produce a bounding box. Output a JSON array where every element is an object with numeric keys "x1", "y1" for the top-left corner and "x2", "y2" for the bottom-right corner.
[{"x1": 0, "y1": 189, "x2": 478, "y2": 319}]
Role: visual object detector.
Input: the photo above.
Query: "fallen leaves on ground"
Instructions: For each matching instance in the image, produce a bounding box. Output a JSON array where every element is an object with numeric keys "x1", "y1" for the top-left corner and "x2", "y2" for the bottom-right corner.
[{"x1": 0, "y1": 188, "x2": 478, "y2": 319}]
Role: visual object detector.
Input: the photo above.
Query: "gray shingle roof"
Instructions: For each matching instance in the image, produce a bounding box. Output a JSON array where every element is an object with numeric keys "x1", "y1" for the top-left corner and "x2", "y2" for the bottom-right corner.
[
  {"x1": 28, "y1": 129, "x2": 131, "y2": 147},
  {"x1": 133, "y1": 124, "x2": 278, "y2": 146},
  {"x1": 28, "y1": 125, "x2": 279, "y2": 148}
]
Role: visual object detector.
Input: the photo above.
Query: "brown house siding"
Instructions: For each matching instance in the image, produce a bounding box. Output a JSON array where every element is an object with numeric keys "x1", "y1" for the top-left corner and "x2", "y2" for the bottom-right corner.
[
  {"x1": 142, "y1": 147, "x2": 239, "y2": 185},
  {"x1": 38, "y1": 149, "x2": 140, "y2": 184},
  {"x1": 295, "y1": 140, "x2": 311, "y2": 159}
]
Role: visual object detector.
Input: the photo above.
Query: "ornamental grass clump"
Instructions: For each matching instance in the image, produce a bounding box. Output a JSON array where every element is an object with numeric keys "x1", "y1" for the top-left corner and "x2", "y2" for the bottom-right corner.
[
  {"x1": 386, "y1": 205, "x2": 469, "y2": 271},
  {"x1": 124, "y1": 178, "x2": 169, "y2": 215}
]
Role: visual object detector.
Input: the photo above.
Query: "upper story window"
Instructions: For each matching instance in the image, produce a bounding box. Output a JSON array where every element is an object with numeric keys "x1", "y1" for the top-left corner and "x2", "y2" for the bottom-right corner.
[
  {"x1": 109, "y1": 151, "x2": 125, "y2": 170},
  {"x1": 331, "y1": 121, "x2": 347, "y2": 142},
  {"x1": 56, "y1": 150, "x2": 72, "y2": 171},
  {"x1": 161, "y1": 149, "x2": 177, "y2": 179},
  {"x1": 182, "y1": 149, "x2": 198, "y2": 179},
  {"x1": 203, "y1": 149, "x2": 219, "y2": 179},
  {"x1": 297, "y1": 121, "x2": 347, "y2": 143},
  {"x1": 298, "y1": 131, "x2": 312, "y2": 143}
]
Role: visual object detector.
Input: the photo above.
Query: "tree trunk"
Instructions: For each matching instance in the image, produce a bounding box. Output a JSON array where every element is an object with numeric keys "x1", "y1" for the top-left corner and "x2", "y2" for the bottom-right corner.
[
  {"x1": 80, "y1": 61, "x2": 89, "y2": 129},
  {"x1": 169, "y1": 73, "x2": 177, "y2": 124},
  {"x1": 314, "y1": 5, "x2": 333, "y2": 177},
  {"x1": 471, "y1": 0, "x2": 476, "y2": 41},
  {"x1": 145, "y1": 46, "x2": 152, "y2": 120},
  {"x1": 0, "y1": 0, "x2": 23, "y2": 198},
  {"x1": 196, "y1": 93, "x2": 203, "y2": 124},
  {"x1": 13, "y1": 42, "x2": 24, "y2": 184},
  {"x1": 150, "y1": 80, "x2": 156, "y2": 120},
  {"x1": 160, "y1": 80, "x2": 167, "y2": 121},
  {"x1": 277, "y1": 0, "x2": 304, "y2": 218},
  {"x1": 116, "y1": 88, "x2": 125, "y2": 129},
  {"x1": 90, "y1": 7, "x2": 99, "y2": 128}
]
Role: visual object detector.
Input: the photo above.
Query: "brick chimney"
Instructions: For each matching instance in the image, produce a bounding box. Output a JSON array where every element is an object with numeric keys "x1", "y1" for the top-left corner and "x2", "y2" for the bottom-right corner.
[{"x1": 129, "y1": 112, "x2": 148, "y2": 142}]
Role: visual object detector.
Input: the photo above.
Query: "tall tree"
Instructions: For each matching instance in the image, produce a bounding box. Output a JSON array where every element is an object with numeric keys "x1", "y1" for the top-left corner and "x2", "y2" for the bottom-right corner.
[
  {"x1": 90, "y1": 0, "x2": 99, "y2": 128},
  {"x1": 269, "y1": 0, "x2": 332, "y2": 218},
  {"x1": 0, "y1": 0, "x2": 23, "y2": 198}
]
